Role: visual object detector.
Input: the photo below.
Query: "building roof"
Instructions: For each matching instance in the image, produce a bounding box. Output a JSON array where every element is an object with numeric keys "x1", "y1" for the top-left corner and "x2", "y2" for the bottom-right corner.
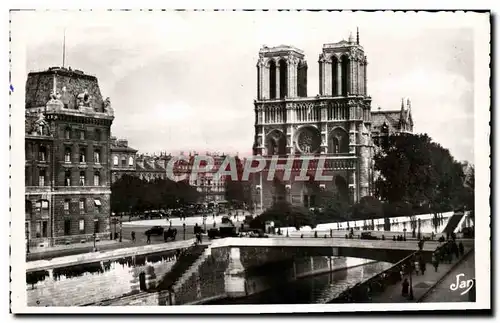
[
  {"x1": 25, "y1": 67, "x2": 105, "y2": 112},
  {"x1": 372, "y1": 99, "x2": 413, "y2": 135},
  {"x1": 110, "y1": 137, "x2": 138, "y2": 153}
]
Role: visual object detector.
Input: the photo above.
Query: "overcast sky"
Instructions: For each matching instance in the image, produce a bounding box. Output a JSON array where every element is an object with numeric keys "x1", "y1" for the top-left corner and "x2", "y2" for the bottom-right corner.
[{"x1": 19, "y1": 10, "x2": 476, "y2": 163}]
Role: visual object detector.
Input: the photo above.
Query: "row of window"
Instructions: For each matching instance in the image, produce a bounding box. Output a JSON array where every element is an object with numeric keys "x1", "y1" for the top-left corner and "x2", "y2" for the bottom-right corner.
[
  {"x1": 64, "y1": 171, "x2": 102, "y2": 186},
  {"x1": 63, "y1": 128, "x2": 103, "y2": 141},
  {"x1": 25, "y1": 218, "x2": 101, "y2": 238},
  {"x1": 63, "y1": 198, "x2": 102, "y2": 214},
  {"x1": 113, "y1": 155, "x2": 134, "y2": 166},
  {"x1": 30, "y1": 170, "x2": 102, "y2": 187},
  {"x1": 25, "y1": 200, "x2": 49, "y2": 217},
  {"x1": 25, "y1": 198, "x2": 102, "y2": 216},
  {"x1": 64, "y1": 147, "x2": 101, "y2": 163}
]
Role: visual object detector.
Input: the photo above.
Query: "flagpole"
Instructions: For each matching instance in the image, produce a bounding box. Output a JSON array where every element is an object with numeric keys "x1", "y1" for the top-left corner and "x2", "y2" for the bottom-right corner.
[{"x1": 62, "y1": 29, "x2": 66, "y2": 68}]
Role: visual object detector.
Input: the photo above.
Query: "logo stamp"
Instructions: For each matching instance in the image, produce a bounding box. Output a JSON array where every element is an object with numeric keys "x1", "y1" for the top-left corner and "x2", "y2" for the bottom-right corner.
[{"x1": 450, "y1": 274, "x2": 474, "y2": 295}]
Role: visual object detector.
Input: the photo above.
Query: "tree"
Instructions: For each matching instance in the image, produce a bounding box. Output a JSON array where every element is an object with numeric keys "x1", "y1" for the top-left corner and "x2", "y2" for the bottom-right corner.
[
  {"x1": 257, "y1": 201, "x2": 315, "y2": 230},
  {"x1": 375, "y1": 133, "x2": 466, "y2": 214},
  {"x1": 316, "y1": 191, "x2": 350, "y2": 224},
  {"x1": 351, "y1": 196, "x2": 383, "y2": 220}
]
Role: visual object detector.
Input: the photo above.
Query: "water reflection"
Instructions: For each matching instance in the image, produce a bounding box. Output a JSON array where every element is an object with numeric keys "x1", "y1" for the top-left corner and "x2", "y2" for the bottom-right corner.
[{"x1": 209, "y1": 261, "x2": 393, "y2": 304}]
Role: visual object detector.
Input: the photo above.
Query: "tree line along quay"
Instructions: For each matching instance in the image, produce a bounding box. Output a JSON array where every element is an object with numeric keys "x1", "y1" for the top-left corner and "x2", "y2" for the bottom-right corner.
[{"x1": 111, "y1": 133, "x2": 474, "y2": 234}]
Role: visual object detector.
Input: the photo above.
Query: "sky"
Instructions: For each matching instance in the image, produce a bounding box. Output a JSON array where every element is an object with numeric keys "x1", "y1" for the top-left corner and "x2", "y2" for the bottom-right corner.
[{"x1": 17, "y1": 10, "x2": 477, "y2": 163}]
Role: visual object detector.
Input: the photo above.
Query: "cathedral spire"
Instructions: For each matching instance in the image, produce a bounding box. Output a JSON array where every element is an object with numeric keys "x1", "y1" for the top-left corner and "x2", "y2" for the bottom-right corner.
[{"x1": 356, "y1": 27, "x2": 360, "y2": 45}]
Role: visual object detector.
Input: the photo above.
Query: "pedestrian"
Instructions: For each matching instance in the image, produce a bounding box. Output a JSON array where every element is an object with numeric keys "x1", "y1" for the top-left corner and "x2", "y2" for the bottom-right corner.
[
  {"x1": 459, "y1": 241, "x2": 464, "y2": 256},
  {"x1": 330, "y1": 229, "x2": 333, "y2": 238},
  {"x1": 169, "y1": 220, "x2": 172, "y2": 228},
  {"x1": 164, "y1": 231, "x2": 168, "y2": 242},
  {"x1": 393, "y1": 235, "x2": 396, "y2": 241},
  {"x1": 131, "y1": 231, "x2": 136, "y2": 242},
  {"x1": 432, "y1": 253, "x2": 439, "y2": 272},
  {"x1": 401, "y1": 278, "x2": 409, "y2": 297},
  {"x1": 314, "y1": 231, "x2": 318, "y2": 238},
  {"x1": 146, "y1": 233, "x2": 151, "y2": 244},
  {"x1": 453, "y1": 242, "x2": 459, "y2": 258},
  {"x1": 382, "y1": 235, "x2": 385, "y2": 240},
  {"x1": 420, "y1": 258, "x2": 426, "y2": 275}
]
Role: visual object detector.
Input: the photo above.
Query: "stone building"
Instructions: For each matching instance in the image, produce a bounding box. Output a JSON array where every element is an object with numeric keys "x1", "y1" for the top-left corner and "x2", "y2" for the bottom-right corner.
[
  {"x1": 371, "y1": 98, "x2": 414, "y2": 149},
  {"x1": 110, "y1": 137, "x2": 139, "y2": 183},
  {"x1": 252, "y1": 32, "x2": 374, "y2": 210},
  {"x1": 25, "y1": 67, "x2": 114, "y2": 247}
]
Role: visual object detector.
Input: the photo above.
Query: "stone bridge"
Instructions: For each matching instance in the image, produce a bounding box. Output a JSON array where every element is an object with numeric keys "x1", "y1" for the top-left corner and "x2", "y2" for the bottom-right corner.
[{"x1": 210, "y1": 237, "x2": 442, "y2": 265}]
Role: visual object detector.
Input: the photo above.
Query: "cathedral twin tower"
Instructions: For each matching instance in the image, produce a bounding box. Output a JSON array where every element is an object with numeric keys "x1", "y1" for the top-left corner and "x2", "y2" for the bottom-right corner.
[{"x1": 252, "y1": 32, "x2": 374, "y2": 210}]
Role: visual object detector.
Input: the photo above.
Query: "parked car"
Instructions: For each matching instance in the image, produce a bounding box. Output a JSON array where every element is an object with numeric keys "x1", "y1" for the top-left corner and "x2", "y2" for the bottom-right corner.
[
  {"x1": 360, "y1": 231, "x2": 379, "y2": 240},
  {"x1": 145, "y1": 226, "x2": 164, "y2": 236}
]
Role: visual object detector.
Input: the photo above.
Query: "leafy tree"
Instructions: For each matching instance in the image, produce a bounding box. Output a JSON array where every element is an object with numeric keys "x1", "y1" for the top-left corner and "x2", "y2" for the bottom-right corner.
[
  {"x1": 257, "y1": 201, "x2": 315, "y2": 230},
  {"x1": 315, "y1": 191, "x2": 350, "y2": 224},
  {"x1": 111, "y1": 175, "x2": 200, "y2": 214},
  {"x1": 351, "y1": 196, "x2": 383, "y2": 220},
  {"x1": 375, "y1": 133, "x2": 467, "y2": 214}
]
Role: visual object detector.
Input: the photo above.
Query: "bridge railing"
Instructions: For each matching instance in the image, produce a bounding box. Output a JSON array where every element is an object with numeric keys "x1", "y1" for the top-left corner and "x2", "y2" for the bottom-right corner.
[{"x1": 330, "y1": 240, "x2": 451, "y2": 303}]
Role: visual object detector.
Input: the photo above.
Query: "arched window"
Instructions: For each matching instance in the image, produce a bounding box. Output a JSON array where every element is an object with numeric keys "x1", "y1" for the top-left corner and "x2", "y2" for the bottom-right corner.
[
  {"x1": 279, "y1": 59, "x2": 288, "y2": 99},
  {"x1": 128, "y1": 156, "x2": 134, "y2": 166},
  {"x1": 121, "y1": 157, "x2": 126, "y2": 167},
  {"x1": 269, "y1": 60, "x2": 277, "y2": 99},
  {"x1": 113, "y1": 155, "x2": 119, "y2": 166},
  {"x1": 331, "y1": 56, "x2": 339, "y2": 96},
  {"x1": 329, "y1": 128, "x2": 349, "y2": 154},
  {"x1": 297, "y1": 61, "x2": 308, "y2": 97},
  {"x1": 330, "y1": 137, "x2": 340, "y2": 154},
  {"x1": 341, "y1": 56, "x2": 349, "y2": 96}
]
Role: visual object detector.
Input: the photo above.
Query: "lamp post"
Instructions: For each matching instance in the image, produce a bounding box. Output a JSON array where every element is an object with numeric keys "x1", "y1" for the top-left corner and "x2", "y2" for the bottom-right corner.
[
  {"x1": 25, "y1": 227, "x2": 30, "y2": 254},
  {"x1": 119, "y1": 220, "x2": 123, "y2": 242},
  {"x1": 93, "y1": 218, "x2": 98, "y2": 252},
  {"x1": 403, "y1": 228, "x2": 407, "y2": 241},
  {"x1": 409, "y1": 259, "x2": 414, "y2": 300}
]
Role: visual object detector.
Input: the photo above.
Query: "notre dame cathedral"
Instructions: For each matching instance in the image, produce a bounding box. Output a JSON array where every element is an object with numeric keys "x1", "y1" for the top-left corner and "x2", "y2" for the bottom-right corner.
[{"x1": 251, "y1": 31, "x2": 413, "y2": 211}]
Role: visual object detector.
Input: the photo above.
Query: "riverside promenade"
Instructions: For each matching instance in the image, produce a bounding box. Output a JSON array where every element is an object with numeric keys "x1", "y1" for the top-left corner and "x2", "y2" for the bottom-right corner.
[
  {"x1": 368, "y1": 243, "x2": 474, "y2": 303},
  {"x1": 419, "y1": 250, "x2": 475, "y2": 302}
]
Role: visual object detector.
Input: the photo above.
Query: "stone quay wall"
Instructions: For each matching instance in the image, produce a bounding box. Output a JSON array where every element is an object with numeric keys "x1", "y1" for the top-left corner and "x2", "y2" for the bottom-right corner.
[{"x1": 26, "y1": 240, "x2": 195, "y2": 306}]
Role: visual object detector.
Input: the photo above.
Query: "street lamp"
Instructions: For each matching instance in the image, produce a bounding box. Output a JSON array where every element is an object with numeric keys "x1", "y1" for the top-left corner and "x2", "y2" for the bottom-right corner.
[
  {"x1": 119, "y1": 220, "x2": 123, "y2": 242},
  {"x1": 403, "y1": 228, "x2": 407, "y2": 241},
  {"x1": 25, "y1": 227, "x2": 30, "y2": 254},
  {"x1": 93, "y1": 218, "x2": 98, "y2": 252},
  {"x1": 409, "y1": 258, "x2": 414, "y2": 300}
]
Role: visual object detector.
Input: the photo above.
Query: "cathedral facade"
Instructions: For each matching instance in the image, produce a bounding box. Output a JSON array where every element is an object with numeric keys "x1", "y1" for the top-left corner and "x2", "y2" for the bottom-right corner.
[{"x1": 252, "y1": 33, "x2": 374, "y2": 210}]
